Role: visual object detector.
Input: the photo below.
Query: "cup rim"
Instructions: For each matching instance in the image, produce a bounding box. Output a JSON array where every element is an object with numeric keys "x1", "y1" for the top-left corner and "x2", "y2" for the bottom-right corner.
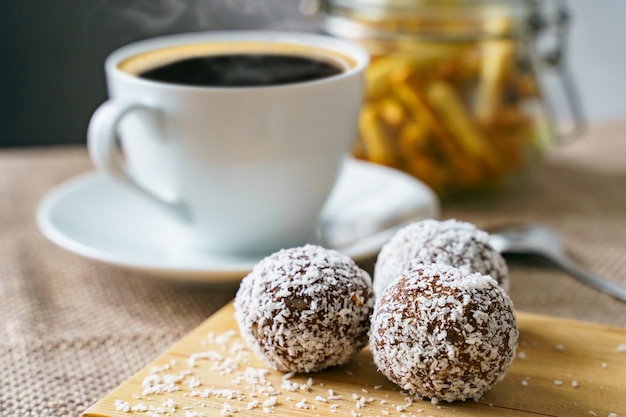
[{"x1": 105, "y1": 30, "x2": 370, "y2": 91}]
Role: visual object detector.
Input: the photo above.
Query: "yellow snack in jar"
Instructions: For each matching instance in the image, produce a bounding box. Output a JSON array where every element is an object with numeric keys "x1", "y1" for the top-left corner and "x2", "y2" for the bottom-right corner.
[
  {"x1": 426, "y1": 80, "x2": 503, "y2": 173},
  {"x1": 378, "y1": 97, "x2": 406, "y2": 128},
  {"x1": 474, "y1": 39, "x2": 515, "y2": 128},
  {"x1": 474, "y1": 15, "x2": 516, "y2": 127},
  {"x1": 391, "y1": 80, "x2": 486, "y2": 189},
  {"x1": 351, "y1": 9, "x2": 548, "y2": 195},
  {"x1": 321, "y1": 0, "x2": 585, "y2": 196},
  {"x1": 358, "y1": 103, "x2": 397, "y2": 166}
]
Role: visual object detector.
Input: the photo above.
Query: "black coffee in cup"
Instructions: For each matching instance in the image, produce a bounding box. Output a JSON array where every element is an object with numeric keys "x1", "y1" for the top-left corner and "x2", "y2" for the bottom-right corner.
[
  {"x1": 139, "y1": 54, "x2": 343, "y2": 87},
  {"x1": 118, "y1": 42, "x2": 353, "y2": 88}
]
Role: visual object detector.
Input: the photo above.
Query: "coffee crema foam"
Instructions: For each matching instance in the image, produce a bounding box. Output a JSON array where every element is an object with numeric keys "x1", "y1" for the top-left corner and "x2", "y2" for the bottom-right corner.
[{"x1": 118, "y1": 41, "x2": 357, "y2": 77}]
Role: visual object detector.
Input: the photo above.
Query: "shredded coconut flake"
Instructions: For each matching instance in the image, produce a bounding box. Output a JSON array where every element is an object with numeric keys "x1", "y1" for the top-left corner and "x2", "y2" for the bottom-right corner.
[
  {"x1": 234, "y1": 245, "x2": 374, "y2": 373},
  {"x1": 373, "y1": 220, "x2": 510, "y2": 296},
  {"x1": 263, "y1": 396, "x2": 277, "y2": 408},
  {"x1": 370, "y1": 263, "x2": 518, "y2": 402},
  {"x1": 114, "y1": 400, "x2": 130, "y2": 412},
  {"x1": 221, "y1": 403, "x2": 240, "y2": 416}
]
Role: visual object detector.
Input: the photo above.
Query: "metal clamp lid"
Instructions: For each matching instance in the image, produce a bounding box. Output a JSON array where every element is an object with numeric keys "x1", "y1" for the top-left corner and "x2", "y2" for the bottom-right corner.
[{"x1": 526, "y1": 0, "x2": 586, "y2": 142}]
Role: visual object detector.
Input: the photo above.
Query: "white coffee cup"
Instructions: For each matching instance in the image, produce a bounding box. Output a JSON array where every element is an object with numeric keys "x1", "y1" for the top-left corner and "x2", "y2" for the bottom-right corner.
[{"x1": 87, "y1": 31, "x2": 368, "y2": 255}]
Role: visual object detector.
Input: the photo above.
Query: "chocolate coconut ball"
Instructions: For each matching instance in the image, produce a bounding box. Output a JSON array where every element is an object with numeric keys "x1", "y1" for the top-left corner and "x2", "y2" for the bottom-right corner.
[
  {"x1": 370, "y1": 263, "x2": 518, "y2": 402},
  {"x1": 373, "y1": 219, "x2": 509, "y2": 297},
  {"x1": 234, "y1": 244, "x2": 374, "y2": 373}
]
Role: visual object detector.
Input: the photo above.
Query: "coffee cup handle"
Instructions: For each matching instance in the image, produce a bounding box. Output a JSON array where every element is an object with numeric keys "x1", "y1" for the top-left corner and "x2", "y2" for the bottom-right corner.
[{"x1": 87, "y1": 100, "x2": 190, "y2": 221}]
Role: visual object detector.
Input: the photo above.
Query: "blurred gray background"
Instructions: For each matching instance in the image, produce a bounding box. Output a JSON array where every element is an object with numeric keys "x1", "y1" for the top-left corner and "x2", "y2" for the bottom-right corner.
[{"x1": 1, "y1": 0, "x2": 625, "y2": 147}]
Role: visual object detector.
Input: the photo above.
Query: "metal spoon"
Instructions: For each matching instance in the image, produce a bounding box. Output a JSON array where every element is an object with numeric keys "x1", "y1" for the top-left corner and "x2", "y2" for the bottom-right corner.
[{"x1": 488, "y1": 223, "x2": 626, "y2": 302}]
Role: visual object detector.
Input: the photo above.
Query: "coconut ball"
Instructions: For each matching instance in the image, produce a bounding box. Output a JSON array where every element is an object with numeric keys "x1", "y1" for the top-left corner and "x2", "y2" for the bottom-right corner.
[
  {"x1": 370, "y1": 263, "x2": 518, "y2": 402},
  {"x1": 373, "y1": 219, "x2": 509, "y2": 297},
  {"x1": 234, "y1": 244, "x2": 374, "y2": 373}
]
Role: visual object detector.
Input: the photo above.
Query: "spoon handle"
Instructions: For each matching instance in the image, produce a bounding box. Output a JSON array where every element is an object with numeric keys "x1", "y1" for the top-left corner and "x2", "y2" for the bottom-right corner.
[{"x1": 551, "y1": 254, "x2": 626, "y2": 302}]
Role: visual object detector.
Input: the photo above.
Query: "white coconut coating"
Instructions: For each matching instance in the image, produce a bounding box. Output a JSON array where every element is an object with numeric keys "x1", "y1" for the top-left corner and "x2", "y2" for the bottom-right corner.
[
  {"x1": 373, "y1": 219, "x2": 509, "y2": 297},
  {"x1": 370, "y1": 263, "x2": 518, "y2": 402},
  {"x1": 234, "y1": 244, "x2": 374, "y2": 373}
]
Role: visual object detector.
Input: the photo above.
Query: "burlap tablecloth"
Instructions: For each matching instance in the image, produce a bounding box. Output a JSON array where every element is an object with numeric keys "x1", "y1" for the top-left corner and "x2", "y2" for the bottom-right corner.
[{"x1": 1, "y1": 120, "x2": 625, "y2": 417}]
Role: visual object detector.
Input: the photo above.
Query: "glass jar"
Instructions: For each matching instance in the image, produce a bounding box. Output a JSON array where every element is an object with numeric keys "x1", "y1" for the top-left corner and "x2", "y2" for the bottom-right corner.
[{"x1": 319, "y1": 0, "x2": 584, "y2": 199}]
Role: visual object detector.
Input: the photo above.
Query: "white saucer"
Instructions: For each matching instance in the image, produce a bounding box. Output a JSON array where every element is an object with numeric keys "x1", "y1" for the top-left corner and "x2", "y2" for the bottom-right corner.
[{"x1": 36, "y1": 158, "x2": 439, "y2": 282}]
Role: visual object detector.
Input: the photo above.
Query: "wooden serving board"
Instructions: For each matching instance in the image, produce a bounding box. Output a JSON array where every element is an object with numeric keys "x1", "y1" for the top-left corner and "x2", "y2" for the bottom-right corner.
[{"x1": 84, "y1": 303, "x2": 626, "y2": 417}]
